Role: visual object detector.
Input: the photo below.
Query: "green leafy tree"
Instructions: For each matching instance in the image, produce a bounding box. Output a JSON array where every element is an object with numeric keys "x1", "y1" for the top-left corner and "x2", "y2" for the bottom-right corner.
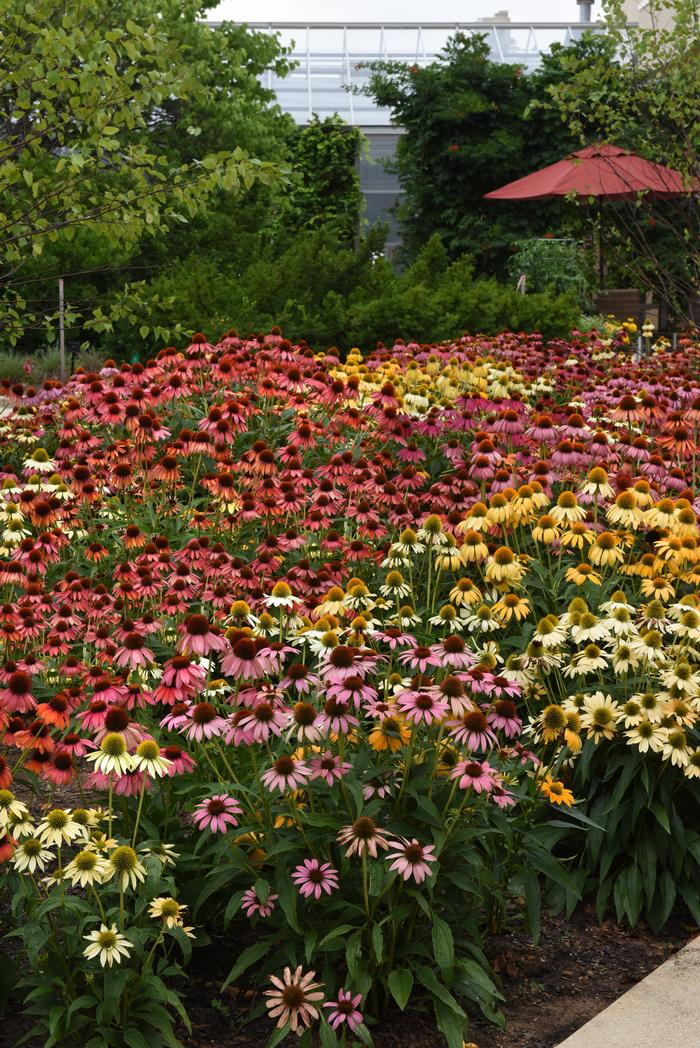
[
  {"x1": 286, "y1": 115, "x2": 364, "y2": 243},
  {"x1": 361, "y1": 33, "x2": 590, "y2": 273},
  {"x1": 542, "y1": 0, "x2": 700, "y2": 319},
  {"x1": 0, "y1": 0, "x2": 289, "y2": 346}
]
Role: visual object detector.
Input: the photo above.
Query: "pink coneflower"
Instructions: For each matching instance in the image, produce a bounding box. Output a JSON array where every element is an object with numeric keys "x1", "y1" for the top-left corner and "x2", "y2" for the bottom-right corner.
[
  {"x1": 42, "y1": 749, "x2": 75, "y2": 785},
  {"x1": 177, "y1": 614, "x2": 228, "y2": 656},
  {"x1": 386, "y1": 837, "x2": 437, "y2": 884},
  {"x1": 486, "y1": 699, "x2": 522, "y2": 738},
  {"x1": 324, "y1": 989, "x2": 364, "y2": 1033},
  {"x1": 362, "y1": 776, "x2": 394, "y2": 800},
  {"x1": 59, "y1": 732, "x2": 94, "y2": 757},
  {"x1": 337, "y1": 816, "x2": 390, "y2": 858},
  {"x1": 491, "y1": 783, "x2": 517, "y2": 808},
  {"x1": 261, "y1": 755, "x2": 310, "y2": 794},
  {"x1": 308, "y1": 750, "x2": 351, "y2": 785},
  {"x1": 450, "y1": 759, "x2": 497, "y2": 793},
  {"x1": 160, "y1": 744, "x2": 196, "y2": 776},
  {"x1": 153, "y1": 656, "x2": 206, "y2": 705},
  {"x1": 183, "y1": 702, "x2": 227, "y2": 742},
  {"x1": 220, "y1": 636, "x2": 268, "y2": 680},
  {"x1": 316, "y1": 697, "x2": 359, "y2": 735},
  {"x1": 160, "y1": 702, "x2": 191, "y2": 731},
  {"x1": 291, "y1": 858, "x2": 340, "y2": 899},
  {"x1": 193, "y1": 794, "x2": 242, "y2": 833},
  {"x1": 280, "y1": 662, "x2": 320, "y2": 695},
  {"x1": 113, "y1": 632, "x2": 154, "y2": 669},
  {"x1": 264, "y1": 966, "x2": 324, "y2": 1034},
  {"x1": 434, "y1": 635, "x2": 475, "y2": 669},
  {"x1": 396, "y1": 688, "x2": 448, "y2": 726},
  {"x1": 486, "y1": 675, "x2": 521, "y2": 699},
  {"x1": 373, "y1": 627, "x2": 417, "y2": 650},
  {"x1": 242, "y1": 886, "x2": 278, "y2": 918},
  {"x1": 397, "y1": 645, "x2": 442, "y2": 673},
  {"x1": 0, "y1": 671, "x2": 35, "y2": 712},
  {"x1": 326, "y1": 675, "x2": 377, "y2": 708},
  {"x1": 237, "y1": 701, "x2": 290, "y2": 743},
  {"x1": 448, "y1": 709, "x2": 497, "y2": 750}
]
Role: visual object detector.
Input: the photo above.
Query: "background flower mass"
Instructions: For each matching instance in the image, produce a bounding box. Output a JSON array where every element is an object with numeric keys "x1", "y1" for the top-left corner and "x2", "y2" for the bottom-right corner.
[{"x1": 2, "y1": 326, "x2": 700, "y2": 1046}]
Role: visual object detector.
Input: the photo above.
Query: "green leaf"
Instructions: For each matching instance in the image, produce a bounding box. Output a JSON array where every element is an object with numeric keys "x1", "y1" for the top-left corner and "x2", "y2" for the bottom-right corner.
[
  {"x1": 222, "y1": 940, "x2": 271, "y2": 990},
  {"x1": 387, "y1": 968, "x2": 413, "y2": 1011},
  {"x1": 415, "y1": 965, "x2": 466, "y2": 1018},
  {"x1": 431, "y1": 914, "x2": 454, "y2": 972},
  {"x1": 434, "y1": 998, "x2": 467, "y2": 1048},
  {"x1": 371, "y1": 923, "x2": 383, "y2": 964}
]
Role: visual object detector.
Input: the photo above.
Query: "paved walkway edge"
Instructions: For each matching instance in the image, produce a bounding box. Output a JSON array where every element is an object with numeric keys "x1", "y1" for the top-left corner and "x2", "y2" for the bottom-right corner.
[{"x1": 555, "y1": 935, "x2": 700, "y2": 1048}]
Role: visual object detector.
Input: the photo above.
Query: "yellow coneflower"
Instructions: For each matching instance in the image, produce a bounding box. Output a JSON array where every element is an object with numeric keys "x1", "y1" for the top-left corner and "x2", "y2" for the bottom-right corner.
[
  {"x1": 540, "y1": 704, "x2": 567, "y2": 742},
  {"x1": 645, "y1": 498, "x2": 677, "y2": 530},
  {"x1": 434, "y1": 535, "x2": 463, "y2": 572},
  {"x1": 459, "y1": 530, "x2": 489, "y2": 563},
  {"x1": 531, "y1": 515, "x2": 561, "y2": 544},
  {"x1": 550, "y1": 490, "x2": 586, "y2": 525},
  {"x1": 607, "y1": 490, "x2": 643, "y2": 529},
  {"x1": 640, "y1": 576, "x2": 676, "y2": 601},
  {"x1": 589, "y1": 531, "x2": 624, "y2": 567},
  {"x1": 581, "y1": 692, "x2": 620, "y2": 741},
  {"x1": 493, "y1": 592, "x2": 530, "y2": 622},
  {"x1": 565, "y1": 563, "x2": 602, "y2": 586},
  {"x1": 561, "y1": 522, "x2": 594, "y2": 550},
  {"x1": 449, "y1": 577, "x2": 482, "y2": 607},
  {"x1": 539, "y1": 777, "x2": 574, "y2": 807},
  {"x1": 487, "y1": 492, "x2": 511, "y2": 525},
  {"x1": 457, "y1": 502, "x2": 490, "y2": 534},
  {"x1": 485, "y1": 546, "x2": 524, "y2": 585},
  {"x1": 368, "y1": 716, "x2": 410, "y2": 753},
  {"x1": 578, "y1": 466, "x2": 615, "y2": 501}
]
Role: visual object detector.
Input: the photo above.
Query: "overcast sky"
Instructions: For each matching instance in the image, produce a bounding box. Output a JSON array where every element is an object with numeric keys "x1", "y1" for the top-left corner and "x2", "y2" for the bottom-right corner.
[{"x1": 208, "y1": 0, "x2": 601, "y2": 26}]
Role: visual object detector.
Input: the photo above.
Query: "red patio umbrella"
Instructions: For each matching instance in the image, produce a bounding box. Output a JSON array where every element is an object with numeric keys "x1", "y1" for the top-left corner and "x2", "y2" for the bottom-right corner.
[
  {"x1": 484, "y1": 143, "x2": 695, "y2": 289},
  {"x1": 483, "y1": 143, "x2": 692, "y2": 201}
]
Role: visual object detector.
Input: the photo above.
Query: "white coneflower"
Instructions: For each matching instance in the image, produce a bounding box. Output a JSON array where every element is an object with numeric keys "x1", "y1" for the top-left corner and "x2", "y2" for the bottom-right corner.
[
  {"x1": 64, "y1": 848, "x2": 110, "y2": 887},
  {"x1": 660, "y1": 661, "x2": 700, "y2": 695},
  {"x1": 148, "y1": 896, "x2": 189, "y2": 928},
  {"x1": 37, "y1": 809, "x2": 88, "y2": 847},
  {"x1": 563, "y1": 644, "x2": 609, "y2": 677},
  {"x1": 22, "y1": 448, "x2": 55, "y2": 473},
  {"x1": 132, "y1": 738, "x2": 172, "y2": 778},
  {"x1": 630, "y1": 629, "x2": 668, "y2": 667},
  {"x1": 533, "y1": 616, "x2": 567, "y2": 649},
  {"x1": 83, "y1": 924, "x2": 133, "y2": 967},
  {"x1": 86, "y1": 733, "x2": 135, "y2": 776},
  {"x1": 12, "y1": 837, "x2": 54, "y2": 874},
  {"x1": 660, "y1": 727, "x2": 691, "y2": 767},
  {"x1": 625, "y1": 720, "x2": 665, "y2": 754},
  {"x1": 106, "y1": 845, "x2": 146, "y2": 891},
  {"x1": 611, "y1": 642, "x2": 640, "y2": 674},
  {"x1": 580, "y1": 692, "x2": 620, "y2": 741},
  {"x1": 264, "y1": 581, "x2": 301, "y2": 610},
  {"x1": 141, "y1": 842, "x2": 180, "y2": 868},
  {"x1": 570, "y1": 612, "x2": 610, "y2": 644},
  {"x1": 379, "y1": 571, "x2": 411, "y2": 599}
]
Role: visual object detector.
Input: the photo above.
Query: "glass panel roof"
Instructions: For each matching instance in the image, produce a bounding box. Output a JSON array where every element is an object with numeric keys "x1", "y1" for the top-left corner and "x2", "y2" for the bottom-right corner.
[{"x1": 226, "y1": 22, "x2": 594, "y2": 126}]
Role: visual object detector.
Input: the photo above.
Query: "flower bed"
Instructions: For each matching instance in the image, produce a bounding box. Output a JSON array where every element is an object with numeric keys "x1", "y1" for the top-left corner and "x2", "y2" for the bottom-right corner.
[{"x1": 1, "y1": 328, "x2": 700, "y2": 1047}]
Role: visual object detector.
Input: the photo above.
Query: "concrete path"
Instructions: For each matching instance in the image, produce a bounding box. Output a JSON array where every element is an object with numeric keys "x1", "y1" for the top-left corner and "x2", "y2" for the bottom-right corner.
[{"x1": 556, "y1": 935, "x2": 700, "y2": 1047}]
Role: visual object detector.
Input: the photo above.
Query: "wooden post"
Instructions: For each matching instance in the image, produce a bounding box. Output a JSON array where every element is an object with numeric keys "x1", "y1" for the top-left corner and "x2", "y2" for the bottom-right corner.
[{"x1": 58, "y1": 277, "x2": 66, "y2": 381}]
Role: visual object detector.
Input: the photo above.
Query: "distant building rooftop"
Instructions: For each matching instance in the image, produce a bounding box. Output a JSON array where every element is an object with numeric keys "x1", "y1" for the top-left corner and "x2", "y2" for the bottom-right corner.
[{"x1": 208, "y1": 20, "x2": 598, "y2": 127}]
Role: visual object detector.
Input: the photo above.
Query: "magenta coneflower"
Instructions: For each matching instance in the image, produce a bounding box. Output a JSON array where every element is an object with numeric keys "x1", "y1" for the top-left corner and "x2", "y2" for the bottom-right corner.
[
  {"x1": 291, "y1": 858, "x2": 340, "y2": 899},
  {"x1": 448, "y1": 709, "x2": 497, "y2": 750},
  {"x1": 261, "y1": 755, "x2": 310, "y2": 794},
  {"x1": 160, "y1": 744, "x2": 196, "y2": 776},
  {"x1": 386, "y1": 837, "x2": 437, "y2": 884},
  {"x1": 113, "y1": 632, "x2": 154, "y2": 669},
  {"x1": 177, "y1": 614, "x2": 228, "y2": 656},
  {"x1": 220, "y1": 636, "x2": 268, "y2": 680},
  {"x1": 316, "y1": 696, "x2": 359, "y2": 735},
  {"x1": 308, "y1": 750, "x2": 351, "y2": 785},
  {"x1": 183, "y1": 702, "x2": 227, "y2": 741},
  {"x1": 397, "y1": 645, "x2": 442, "y2": 673},
  {"x1": 486, "y1": 699, "x2": 522, "y2": 737},
  {"x1": 450, "y1": 759, "x2": 497, "y2": 793},
  {"x1": 435, "y1": 635, "x2": 475, "y2": 669},
  {"x1": 241, "y1": 886, "x2": 278, "y2": 917},
  {"x1": 324, "y1": 989, "x2": 364, "y2": 1032},
  {"x1": 396, "y1": 688, "x2": 448, "y2": 726},
  {"x1": 337, "y1": 816, "x2": 390, "y2": 859},
  {"x1": 237, "y1": 701, "x2": 289, "y2": 743},
  {"x1": 326, "y1": 675, "x2": 377, "y2": 708},
  {"x1": 193, "y1": 794, "x2": 242, "y2": 833}
]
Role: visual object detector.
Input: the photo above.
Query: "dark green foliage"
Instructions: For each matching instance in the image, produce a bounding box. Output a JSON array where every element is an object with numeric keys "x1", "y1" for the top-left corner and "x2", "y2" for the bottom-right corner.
[
  {"x1": 549, "y1": 741, "x2": 700, "y2": 932},
  {"x1": 109, "y1": 229, "x2": 580, "y2": 355},
  {"x1": 286, "y1": 115, "x2": 364, "y2": 241},
  {"x1": 361, "y1": 34, "x2": 608, "y2": 273}
]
